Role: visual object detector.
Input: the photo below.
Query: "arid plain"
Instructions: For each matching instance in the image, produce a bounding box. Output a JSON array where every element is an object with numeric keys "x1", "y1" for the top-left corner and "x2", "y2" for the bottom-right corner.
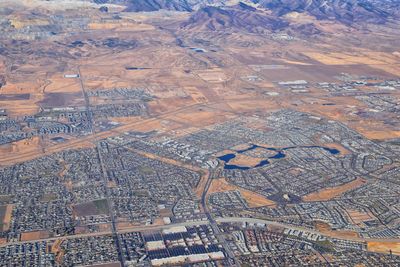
[{"x1": 1, "y1": 0, "x2": 400, "y2": 266}]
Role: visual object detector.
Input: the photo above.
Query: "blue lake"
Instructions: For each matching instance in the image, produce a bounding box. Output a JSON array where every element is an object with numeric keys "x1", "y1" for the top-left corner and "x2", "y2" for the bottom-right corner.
[{"x1": 218, "y1": 144, "x2": 340, "y2": 170}]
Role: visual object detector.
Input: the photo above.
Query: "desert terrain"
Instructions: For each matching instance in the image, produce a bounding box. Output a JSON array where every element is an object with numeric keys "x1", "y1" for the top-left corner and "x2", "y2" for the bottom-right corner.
[{"x1": 0, "y1": 0, "x2": 400, "y2": 266}]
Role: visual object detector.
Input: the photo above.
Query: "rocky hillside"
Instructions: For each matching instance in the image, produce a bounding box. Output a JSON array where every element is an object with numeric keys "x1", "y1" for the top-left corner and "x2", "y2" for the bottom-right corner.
[
  {"x1": 253, "y1": 0, "x2": 396, "y2": 24},
  {"x1": 95, "y1": 0, "x2": 226, "y2": 12},
  {"x1": 181, "y1": 3, "x2": 288, "y2": 32}
]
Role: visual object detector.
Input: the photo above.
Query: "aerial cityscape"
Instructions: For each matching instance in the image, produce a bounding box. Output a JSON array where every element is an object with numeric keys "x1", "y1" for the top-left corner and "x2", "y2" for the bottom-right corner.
[{"x1": 0, "y1": 0, "x2": 399, "y2": 266}]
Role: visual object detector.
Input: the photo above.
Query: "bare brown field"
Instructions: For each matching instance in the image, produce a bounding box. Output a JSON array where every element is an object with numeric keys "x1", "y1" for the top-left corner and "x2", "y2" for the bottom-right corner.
[
  {"x1": 208, "y1": 178, "x2": 276, "y2": 208},
  {"x1": 88, "y1": 20, "x2": 154, "y2": 31},
  {"x1": 20, "y1": 230, "x2": 50, "y2": 241},
  {"x1": 0, "y1": 204, "x2": 13, "y2": 232},
  {"x1": 10, "y1": 18, "x2": 50, "y2": 29},
  {"x1": 303, "y1": 178, "x2": 366, "y2": 202},
  {"x1": 74, "y1": 224, "x2": 112, "y2": 235},
  {"x1": 84, "y1": 80, "x2": 137, "y2": 92},
  {"x1": 80, "y1": 43, "x2": 198, "y2": 73},
  {"x1": 51, "y1": 239, "x2": 65, "y2": 264},
  {"x1": 184, "y1": 86, "x2": 207, "y2": 103},
  {"x1": 303, "y1": 51, "x2": 399, "y2": 66},
  {"x1": 226, "y1": 98, "x2": 281, "y2": 113},
  {"x1": 152, "y1": 217, "x2": 166, "y2": 226},
  {"x1": 39, "y1": 92, "x2": 84, "y2": 108},
  {"x1": 44, "y1": 76, "x2": 82, "y2": 94},
  {"x1": 346, "y1": 209, "x2": 375, "y2": 225},
  {"x1": 0, "y1": 75, "x2": 49, "y2": 116},
  {"x1": 303, "y1": 51, "x2": 400, "y2": 76},
  {"x1": 168, "y1": 107, "x2": 230, "y2": 128},
  {"x1": 0, "y1": 99, "x2": 39, "y2": 117},
  {"x1": 148, "y1": 97, "x2": 196, "y2": 114},
  {"x1": 196, "y1": 69, "x2": 228, "y2": 83},
  {"x1": 367, "y1": 241, "x2": 400, "y2": 256},
  {"x1": 356, "y1": 129, "x2": 400, "y2": 140},
  {"x1": 228, "y1": 154, "x2": 262, "y2": 167},
  {"x1": 315, "y1": 221, "x2": 359, "y2": 239},
  {"x1": 117, "y1": 222, "x2": 141, "y2": 230},
  {"x1": 0, "y1": 136, "x2": 42, "y2": 155},
  {"x1": 73, "y1": 199, "x2": 109, "y2": 217}
]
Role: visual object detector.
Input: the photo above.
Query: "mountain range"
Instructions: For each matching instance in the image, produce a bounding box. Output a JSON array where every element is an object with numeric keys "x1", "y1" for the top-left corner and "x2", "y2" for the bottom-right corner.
[
  {"x1": 253, "y1": 0, "x2": 393, "y2": 24},
  {"x1": 181, "y1": 3, "x2": 289, "y2": 33},
  {"x1": 95, "y1": 0, "x2": 226, "y2": 12},
  {"x1": 96, "y1": 0, "x2": 400, "y2": 34}
]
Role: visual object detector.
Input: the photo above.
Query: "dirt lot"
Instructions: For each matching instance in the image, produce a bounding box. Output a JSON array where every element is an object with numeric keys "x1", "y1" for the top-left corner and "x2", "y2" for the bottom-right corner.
[
  {"x1": 20, "y1": 230, "x2": 51, "y2": 241},
  {"x1": 303, "y1": 51, "x2": 400, "y2": 76},
  {"x1": 315, "y1": 221, "x2": 359, "y2": 239},
  {"x1": 346, "y1": 209, "x2": 376, "y2": 226},
  {"x1": 196, "y1": 69, "x2": 228, "y2": 83},
  {"x1": 228, "y1": 154, "x2": 263, "y2": 167},
  {"x1": 367, "y1": 241, "x2": 400, "y2": 255},
  {"x1": 303, "y1": 178, "x2": 366, "y2": 202},
  {"x1": 0, "y1": 204, "x2": 13, "y2": 232},
  {"x1": 73, "y1": 199, "x2": 109, "y2": 217},
  {"x1": 367, "y1": 241, "x2": 400, "y2": 256},
  {"x1": 208, "y1": 178, "x2": 276, "y2": 208}
]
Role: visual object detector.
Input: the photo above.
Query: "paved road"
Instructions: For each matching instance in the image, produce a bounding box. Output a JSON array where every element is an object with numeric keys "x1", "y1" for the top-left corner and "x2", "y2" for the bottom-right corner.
[
  {"x1": 0, "y1": 96, "x2": 276, "y2": 166},
  {"x1": 201, "y1": 170, "x2": 239, "y2": 266},
  {"x1": 216, "y1": 217, "x2": 400, "y2": 243},
  {"x1": 96, "y1": 144, "x2": 125, "y2": 267},
  {"x1": 77, "y1": 66, "x2": 93, "y2": 134},
  {"x1": 0, "y1": 220, "x2": 210, "y2": 248},
  {"x1": 0, "y1": 100, "x2": 207, "y2": 166},
  {"x1": 5, "y1": 216, "x2": 399, "y2": 248}
]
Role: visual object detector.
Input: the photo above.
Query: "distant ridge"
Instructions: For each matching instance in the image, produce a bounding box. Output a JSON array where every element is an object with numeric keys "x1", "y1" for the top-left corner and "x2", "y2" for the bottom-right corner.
[
  {"x1": 253, "y1": 0, "x2": 395, "y2": 24},
  {"x1": 102, "y1": 0, "x2": 227, "y2": 12},
  {"x1": 181, "y1": 3, "x2": 289, "y2": 33},
  {"x1": 107, "y1": 0, "x2": 399, "y2": 26}
]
